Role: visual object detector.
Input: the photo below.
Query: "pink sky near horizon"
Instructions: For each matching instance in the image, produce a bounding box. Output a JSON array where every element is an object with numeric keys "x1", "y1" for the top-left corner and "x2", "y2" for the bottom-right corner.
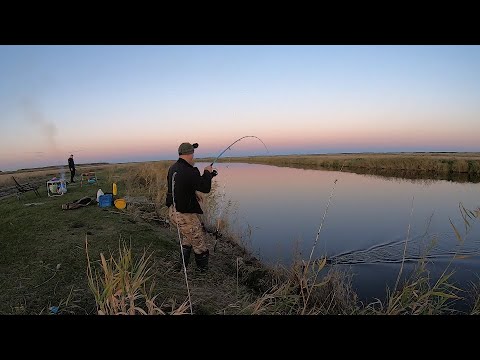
[
  {"x1": 2, "y1": 112, "x2": 480, "y2": 171},
  {"x1": 2, "y1": 128, "x2": 479, "y2": 171},
  {"x1": 1, "y1": 46, "x2": 480, "y2": 171}
]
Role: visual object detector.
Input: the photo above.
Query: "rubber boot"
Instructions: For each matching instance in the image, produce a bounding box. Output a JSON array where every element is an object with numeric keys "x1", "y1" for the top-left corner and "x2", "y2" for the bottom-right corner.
[
  {"x1": 177, "y1": 245, "x2": 192, "y2": 271},
  {"x1": 195, "y1": 249, "x2": 209, "y2": 273}
]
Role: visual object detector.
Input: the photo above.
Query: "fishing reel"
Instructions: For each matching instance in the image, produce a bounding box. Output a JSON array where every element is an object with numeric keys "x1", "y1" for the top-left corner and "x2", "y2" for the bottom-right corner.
[{"x1": 211, "y1": 169, "x2": 218, "y2": 177}]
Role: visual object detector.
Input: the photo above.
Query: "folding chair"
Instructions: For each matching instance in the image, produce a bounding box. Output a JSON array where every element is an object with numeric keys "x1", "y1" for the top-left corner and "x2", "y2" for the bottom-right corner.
[{"x1": 12, "y1": 176, "x2": 41, "y2": 199}]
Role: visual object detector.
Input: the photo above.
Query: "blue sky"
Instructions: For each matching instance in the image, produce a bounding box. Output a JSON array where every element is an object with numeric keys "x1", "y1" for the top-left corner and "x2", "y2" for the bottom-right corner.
[{"x1": 1, "y1": 45, "x2": 479, "y2": 170}]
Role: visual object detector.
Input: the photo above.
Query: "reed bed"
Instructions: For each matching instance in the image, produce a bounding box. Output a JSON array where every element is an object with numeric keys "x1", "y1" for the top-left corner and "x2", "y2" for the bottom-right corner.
[
  {"x1": 241, "y1": 258, "x2": 358, "y2": 315},
  {"x1": 361, "y1": 263, "x2": 462, "y2": 315},
  {"x1": 204, "y1": 153, "x2": 480, "y2": 177}
]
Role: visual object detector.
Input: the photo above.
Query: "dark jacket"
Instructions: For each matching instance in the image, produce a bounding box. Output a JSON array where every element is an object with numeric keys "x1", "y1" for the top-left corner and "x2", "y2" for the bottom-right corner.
[
  {"x1": 68, "y1": 157, "x2": 75, "y2": 170},
  {"x1": 166, "y1": 158, "x2": 213, "y2": 214}
]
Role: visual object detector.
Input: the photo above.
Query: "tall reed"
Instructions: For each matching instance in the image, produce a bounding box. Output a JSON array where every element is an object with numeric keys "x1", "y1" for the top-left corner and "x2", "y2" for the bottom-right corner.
[
  {"x1": 242, "y1": 257, "x2": 357, "y2": 315},
  {"x1": 85, "y1": 235, "x2": 188, "y2": 315}
]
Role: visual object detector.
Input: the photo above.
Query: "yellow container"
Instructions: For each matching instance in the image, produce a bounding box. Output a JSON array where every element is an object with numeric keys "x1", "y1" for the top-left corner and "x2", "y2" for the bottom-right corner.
[
  {"x1": 112, "y1": 182, "x2": 117, "y2": 196},
  {"x1": 114, "y1": 198, "x2": 126, "y2": 210}
]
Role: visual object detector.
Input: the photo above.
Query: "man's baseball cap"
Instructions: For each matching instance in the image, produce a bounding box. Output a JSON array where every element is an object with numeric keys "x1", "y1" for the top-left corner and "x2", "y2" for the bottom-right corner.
[{"x1": 178, "y1": 142, "x2": 198, "y2": 155}]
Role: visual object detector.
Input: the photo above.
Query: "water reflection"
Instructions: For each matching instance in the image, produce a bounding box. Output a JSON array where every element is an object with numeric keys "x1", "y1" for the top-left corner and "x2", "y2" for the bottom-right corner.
[
  {"x1": 347, "y1": 167, "x2": 480, "y2": 184},
  {"x1": 241, "y1": 161, "x2": 480, "y2": 184},
  {"x1": 197, "y1": 162, "x2": 480, "y2": 306}
]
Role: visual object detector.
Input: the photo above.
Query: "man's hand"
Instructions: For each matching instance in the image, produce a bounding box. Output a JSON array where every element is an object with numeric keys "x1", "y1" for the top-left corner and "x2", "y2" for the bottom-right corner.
[{"x1": 204, "y1": 165, "x2": 213, "y2": 174}]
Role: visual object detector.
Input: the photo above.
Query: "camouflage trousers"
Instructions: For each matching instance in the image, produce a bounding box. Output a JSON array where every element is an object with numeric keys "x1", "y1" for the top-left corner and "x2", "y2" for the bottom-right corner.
[{"x1": 168, "y1": 206, "x2": 208, "y2": 254}]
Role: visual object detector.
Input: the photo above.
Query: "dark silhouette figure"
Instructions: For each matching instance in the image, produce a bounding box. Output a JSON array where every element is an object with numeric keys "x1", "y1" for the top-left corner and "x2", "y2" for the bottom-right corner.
[{"x1": 68, "y1": 154, "x2": 76, "y2": 183}]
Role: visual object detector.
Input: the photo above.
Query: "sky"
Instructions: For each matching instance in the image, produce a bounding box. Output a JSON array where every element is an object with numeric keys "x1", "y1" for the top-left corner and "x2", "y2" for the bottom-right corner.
[{"x1": 0, "y1": 45, "x2": 479, "y2": 171}]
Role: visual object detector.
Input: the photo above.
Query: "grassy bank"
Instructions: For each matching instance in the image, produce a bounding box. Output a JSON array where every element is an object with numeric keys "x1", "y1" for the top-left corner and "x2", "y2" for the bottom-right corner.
[
  {"x1": 1, "y1": 160, "x2": 479, "y2": 314},
  {"x1": 199, "y1": 152, "x2": 480, "y2": 182},
  {"x1": 0, "y1": 162, "x2": 275, "y2": 315}
]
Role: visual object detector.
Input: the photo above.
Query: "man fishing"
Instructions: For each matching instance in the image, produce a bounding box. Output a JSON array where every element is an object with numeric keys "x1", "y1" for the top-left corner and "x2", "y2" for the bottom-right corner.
[{"x1": 166, "y1": 142, "x2": 217, "y2": 273}]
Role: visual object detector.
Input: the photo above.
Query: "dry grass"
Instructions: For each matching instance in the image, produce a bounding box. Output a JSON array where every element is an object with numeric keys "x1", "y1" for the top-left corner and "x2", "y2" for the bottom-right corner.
[
  {"x1": 99, "y1": 161, "x2": 174, "y2": 225},
  {"x1": 85, "y1": 235, "x2": 189, "y2": 315},
  {"x1": 5, "y1": 158, "x2": 480, "y2": 315},
  {"x1": 0, "y1": 163, "x2": 112, "y2": 188},
  {"x1": 113, "y1": 160, "x2": 480, "y2": 315},
  {"x1": 238, "y1": 170, "x2": 358, "y2": 315},
  {"x1": 470, "y1": 282, "x2": 480, "y2": 315},
  {"x1": 360, "y1": 202, "x2": 480, "y2": 315},
  {"x1": 201, "y1": 153, "x2": 480, "y2": 179},
  {"x1": 241, "y1": 257, "x2": 358, "y2": 315},
  {"x1": 362, "y1": 261, "x2": 462, "y2": 315},
  {"x1": 197, "y1": 182, "x2": 240, "y2": 245}
]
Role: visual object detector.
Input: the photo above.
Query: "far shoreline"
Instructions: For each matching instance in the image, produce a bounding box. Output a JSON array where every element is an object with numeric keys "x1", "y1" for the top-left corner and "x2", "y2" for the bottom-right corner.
[{"x1": 2, "y1": 151, "x2": 480, "y2": 174}]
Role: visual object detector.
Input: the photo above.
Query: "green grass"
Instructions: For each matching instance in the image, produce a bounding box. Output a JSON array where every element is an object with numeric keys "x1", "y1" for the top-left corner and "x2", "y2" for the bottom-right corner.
[
  {"x1": 2, "y1": 160, "x2": 480, "y2": 315},
  {"x1": 0, "y1": 166, "x2": 276, "y2": 315},
  {"x1": 0, "y1": 176, "x2": 177, "y2": 314}
]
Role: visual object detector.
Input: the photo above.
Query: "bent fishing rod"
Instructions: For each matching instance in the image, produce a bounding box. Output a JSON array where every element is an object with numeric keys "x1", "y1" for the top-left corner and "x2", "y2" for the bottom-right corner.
[
  {"x1": 210, "y1": 135, "x2": 269, "y2": 167},
  {"x1": 209, "y1": 135, "x2": 269, "y2": 251}
]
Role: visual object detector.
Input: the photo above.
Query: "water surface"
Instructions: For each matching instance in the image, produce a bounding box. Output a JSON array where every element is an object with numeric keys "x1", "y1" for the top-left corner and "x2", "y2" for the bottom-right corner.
[{"x1": 199, "y1": 162, "x2": 480, "y2": 307}]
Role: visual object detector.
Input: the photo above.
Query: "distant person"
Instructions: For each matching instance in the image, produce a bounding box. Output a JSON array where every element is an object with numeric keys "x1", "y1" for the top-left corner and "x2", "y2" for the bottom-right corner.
[
  {"x1": 166, "y1": 142, "x2": 217, "y2": 273},
  {"x1": 68, "y1": 154, "x2": 76, "y2": 183}
]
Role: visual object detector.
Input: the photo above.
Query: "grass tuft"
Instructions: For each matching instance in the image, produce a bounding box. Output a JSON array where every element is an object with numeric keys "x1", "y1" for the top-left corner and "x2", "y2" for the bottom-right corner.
[{"x1": 85, "y1": 235, "x2": 188, "y2": 315}]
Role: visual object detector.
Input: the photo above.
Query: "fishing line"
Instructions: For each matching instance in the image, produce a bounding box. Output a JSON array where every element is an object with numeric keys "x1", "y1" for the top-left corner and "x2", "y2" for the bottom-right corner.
[
  {"x1": 213, "y1": 162, "x2": 229, "y2": 252},
  {"x1": 172, "y1": 172, "x2": 193, "y2": 315},
  {"x1": 209, "y1": 135, "x2": 269, "y2": 252},
  {"x1": 210, "y1": 135, "x2": 269, "y2": 166}
]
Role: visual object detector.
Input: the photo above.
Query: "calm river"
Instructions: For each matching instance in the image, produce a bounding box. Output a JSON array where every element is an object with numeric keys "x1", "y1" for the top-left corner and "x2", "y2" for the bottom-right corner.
[{"x1": 199, "y1": 162, "x2": 480, "y2": 307}]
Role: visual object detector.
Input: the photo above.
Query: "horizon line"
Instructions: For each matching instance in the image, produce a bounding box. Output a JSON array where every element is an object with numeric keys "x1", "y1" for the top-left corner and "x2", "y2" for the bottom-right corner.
[{"x1": 2, "y1": 150, "x2": 480, "y2": 173}]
